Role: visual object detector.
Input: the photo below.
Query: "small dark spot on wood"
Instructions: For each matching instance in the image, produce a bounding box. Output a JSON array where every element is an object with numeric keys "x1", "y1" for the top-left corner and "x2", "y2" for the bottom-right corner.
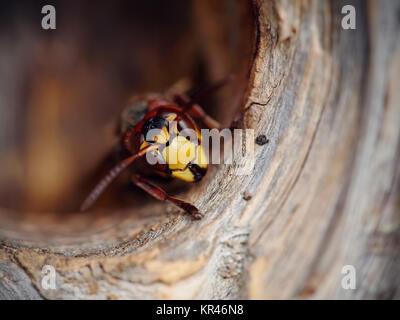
[
  {"x1": 243, "y1": 191, "x2": 252, "y2": 201},
  {"x1": 256, "y1": 135, "x2": 269, "y2": 145}
]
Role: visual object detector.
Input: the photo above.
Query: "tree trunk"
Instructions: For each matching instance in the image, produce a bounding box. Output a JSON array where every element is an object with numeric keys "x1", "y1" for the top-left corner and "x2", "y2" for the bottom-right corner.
[{"x1": 1, "y1": 0, "x2": 400, "y2": 299}]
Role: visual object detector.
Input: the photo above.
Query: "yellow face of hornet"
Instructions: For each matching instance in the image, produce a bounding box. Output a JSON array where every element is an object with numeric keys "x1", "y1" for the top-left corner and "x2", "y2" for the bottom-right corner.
[{"x1": 139, "y1": 112, "x2": 208, "y2": 182}]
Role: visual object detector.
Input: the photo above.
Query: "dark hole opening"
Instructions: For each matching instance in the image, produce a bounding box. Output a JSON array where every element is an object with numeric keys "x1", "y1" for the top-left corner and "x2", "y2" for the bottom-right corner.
[{"x1": 0, "y1": 0, "x2": 253, "y2": 217}]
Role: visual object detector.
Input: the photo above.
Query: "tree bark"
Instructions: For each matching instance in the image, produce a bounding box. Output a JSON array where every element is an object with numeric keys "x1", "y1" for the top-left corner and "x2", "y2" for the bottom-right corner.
[{"x1": 1, "y1": 0, "x2": 400, "y2": 299}]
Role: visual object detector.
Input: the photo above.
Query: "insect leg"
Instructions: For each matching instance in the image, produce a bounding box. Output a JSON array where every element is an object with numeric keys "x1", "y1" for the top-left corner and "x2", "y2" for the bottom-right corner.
[
  {"x1": 173, "y1": 93, "x2": 221, "y2": 129},
  {"x1": 132, "y1": 174, "x2": 203, "y2": 219}
]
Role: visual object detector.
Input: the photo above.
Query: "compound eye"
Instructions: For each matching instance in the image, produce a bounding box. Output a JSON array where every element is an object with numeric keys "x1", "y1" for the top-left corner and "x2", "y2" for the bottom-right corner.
[{"x1": 143, "y1": 116, "x2": 169, "y2": 143}]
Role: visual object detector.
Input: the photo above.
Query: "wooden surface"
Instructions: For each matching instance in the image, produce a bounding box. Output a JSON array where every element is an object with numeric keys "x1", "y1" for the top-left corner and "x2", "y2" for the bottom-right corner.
[{"x1": 1, "y1": 0, "x2": 400, "y2": 299}]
